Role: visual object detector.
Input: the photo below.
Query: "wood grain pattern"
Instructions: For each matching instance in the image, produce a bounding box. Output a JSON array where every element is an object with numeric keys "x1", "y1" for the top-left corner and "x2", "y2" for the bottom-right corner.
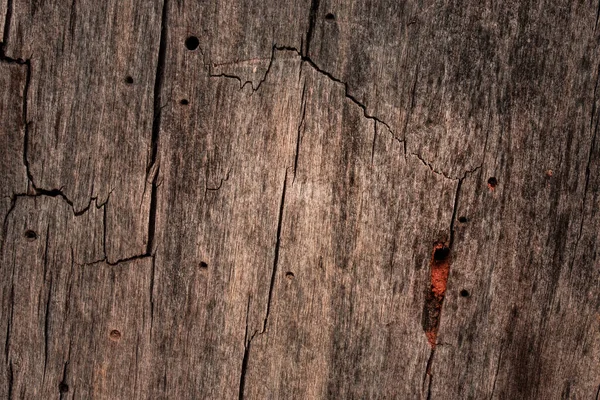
[
  {"x1": 0, "y1": 62, "x2": 27, "y2": 245},
  {"x1": 0, "y1": 0, "x2": 6, "y2": 43},
  {"x1": 4, "y1": 0, "x2": 164, "y2": 262},
  {"x1": 1, "y1": 0, "x2": 600, "y2": 399}
]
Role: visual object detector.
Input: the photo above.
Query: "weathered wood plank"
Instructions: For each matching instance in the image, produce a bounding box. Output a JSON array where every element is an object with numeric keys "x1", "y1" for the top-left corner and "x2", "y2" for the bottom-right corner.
[
  {"x1": 1, "y1": 0, "x2": 599, "y2": 398},
  {"x1": 243, "y1": 62, "x2": 458, "y2": 399},
  {"x1": 422, "y1": 2, "x2": 600, "y2": 399},
  {"x1": 170, "y1": 0, "x2": 311, "y2": 84},
  {"x1": 149, "y1": 44, "x2": 305, "y2": 398},
  {"x1": 0, "y1": 0, "x2": 6, "y2": 43},
  {"x1": 1, "y1": 195, "x2": 152, "y2": 398},
  {"x1": 0, "y1": 62, "x2": 28, "y2": 243},
  {"x1": 4, "y1": 0, "x2": 164, "y2": 262}
]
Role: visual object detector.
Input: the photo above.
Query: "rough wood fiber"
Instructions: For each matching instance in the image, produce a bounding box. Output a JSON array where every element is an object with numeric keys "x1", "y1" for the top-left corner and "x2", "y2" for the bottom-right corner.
[
  {"x1": 0, "y1": 0, "x2": 6, "y2": 42},
  {"x1": 4, "y1": 0, "x2": 164, "y2": 262},
  {"x1": 0, "y1": 62, "x2": 27, "y2": 245},
  {"x1": 1, "y1": 0, "x2": 600, "y2": 399}
]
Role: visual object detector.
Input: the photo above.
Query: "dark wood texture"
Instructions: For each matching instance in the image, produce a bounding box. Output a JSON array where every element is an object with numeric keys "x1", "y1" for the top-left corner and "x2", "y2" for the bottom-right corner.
[{"x1": 1, "y1": 0, "x2": 599, "y2": 399}]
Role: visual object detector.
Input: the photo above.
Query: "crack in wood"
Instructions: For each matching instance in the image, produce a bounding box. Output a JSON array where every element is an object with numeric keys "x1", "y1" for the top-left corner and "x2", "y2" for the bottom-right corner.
[
  {"x1": 293, "y1": 82, "x2": 307, "y2": 183},
  {"x1": 423, "y1": 348, "x2": 435, "y2": 399},
  {"x1": 207, "y1": 44, "x2": 277, "y2": 93},
  {"x1": 4, "y1": 266, "x2": 14, "y2": 360},
  {"x1": 149, "y1": 254, "x2": 156, "y2": 341},
  {"x1": 199, "y1": 44, "x2": 482, "y2": 181},
  {"x1": 262, "y1": 169, "x2": 288, "y2": 333},
  {"x1": 370, "y1": 120, "x2": 377, "y2": 166},
  {"x1": 238, "y1": 297, "x2": 253, "y2": 400},
  {"x1": 205, "y1": 168, "x2": 231, "y2": 195},
  {"x1": 42, "y1": 223, "x2": 52, "y2": 384},
  {"x1": 489, "y1": 342, "x2": 504, "y2": 400},
  {"x1": 7, "y1": 360, "x2": 13, "y2": 399},
  {"x1": 148, "y1": 0, "x2": 167, "y2": 175},
  {"x1": 146, "y1": 165, "x2": 159, "y2": 256}
]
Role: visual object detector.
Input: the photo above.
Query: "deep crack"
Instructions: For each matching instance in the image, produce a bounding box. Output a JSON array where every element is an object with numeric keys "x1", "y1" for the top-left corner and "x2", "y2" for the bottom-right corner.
[{"x1": 262, "y1": 169, "x2": 288, "y2": 333}]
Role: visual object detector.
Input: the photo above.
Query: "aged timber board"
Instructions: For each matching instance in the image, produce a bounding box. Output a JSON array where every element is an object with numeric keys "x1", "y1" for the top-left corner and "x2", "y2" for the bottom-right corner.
[{"x1": 1, "y1": 0, "x2": 599, "y2": 399}]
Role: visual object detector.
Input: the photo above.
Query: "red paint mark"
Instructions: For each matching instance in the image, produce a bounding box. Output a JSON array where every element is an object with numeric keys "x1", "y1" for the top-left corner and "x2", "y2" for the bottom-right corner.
[{"x1": 422, "y1": 242, "x2": 451, "y2": 348}]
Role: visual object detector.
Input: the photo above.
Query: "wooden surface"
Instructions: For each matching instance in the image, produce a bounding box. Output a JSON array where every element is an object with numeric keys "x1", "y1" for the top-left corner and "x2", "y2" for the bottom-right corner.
[{"x1": 1, "y1": 0, "x2": 599, "y2": 399}]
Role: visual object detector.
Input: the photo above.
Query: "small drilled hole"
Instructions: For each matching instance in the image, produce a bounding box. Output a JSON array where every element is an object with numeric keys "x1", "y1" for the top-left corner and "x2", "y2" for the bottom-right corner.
[
  {"x1": 125, "y1": 76, "x2": 134, "y2": 84},
  {"x1": 58, "y1": 382, "x2": 69, "y2": 393},
  {"x1": 325, "y1": 13, "x2": 335, "y2": 20},
  {"x1": 199, "y1": 261, "x2": 208, "y2": 269},
  {"x1": 24, "y1": 230, "x2": 37, "y2": 241},
  {"x1": 487, "y1": 177, "x2": 498, "y2": 188},
  {"x1": 185, "y1": 36, "x2": 200, "y2": 51},
  {"x1": 285, "y1": 271, "x2": 295, "y2": 279},
  {"x1": 458, "y1": 216, "x2": 468, "y2": 223},
  {"x1": 180, "y1": 99, "x2": 189, "y2": 105},
  {"x1": 460, "y1": 289, "x2": 470, "y2": 297},
  {"x1": 433, "y1": 246, "x2": 450, "y2": 261},
  {"x1": 109, "y1": 329, "x2": 121, "y2": 341}
]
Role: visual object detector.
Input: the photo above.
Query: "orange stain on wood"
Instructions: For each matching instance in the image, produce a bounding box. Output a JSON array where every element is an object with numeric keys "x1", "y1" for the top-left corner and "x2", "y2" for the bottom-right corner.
[{"x1": 423, "y1": 242, "x2": 451, "y2": 348}]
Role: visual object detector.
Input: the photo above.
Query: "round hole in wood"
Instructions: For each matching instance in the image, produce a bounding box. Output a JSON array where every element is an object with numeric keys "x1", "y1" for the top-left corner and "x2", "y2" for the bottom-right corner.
[
  {"x1": 487, "y1": 177, "x2": 498, "y2": 189},
  {"x1": 460, "y1": 289, "x2": 470, "y2": 297},
  {"x1": 180, "y1": 99, "x2": 189, "y2": 105},
  {"x1": 433, "y1": 246, "x2": 450, "y2": 261},
  {"x1": 109, "y1": 329, "x2": 121, "y2": 341},
  {"x1": 185, "y1": 36, "x2": 200, "y2": 51},
  {"x1": 125, "y1": 76, "x2": 134, "y2": 84},
  {"x1": 325, "y1": 13, "x2": 335, "y2": 20},
  {"x1": 285, "y1": 271, "x2": 295, "y2": 279},
  {"x1": 458, "y1": 216, "x2": 468, "y2": 223},
  {"x1": 24, "y1": 230, "x2": 37, "y2": 241},
  {"x1": 58, "y1": 382, "x2": 69, "y2": 393},
  {"x1": 199, "y1": 261, "x2": 208, "y2": 269}
]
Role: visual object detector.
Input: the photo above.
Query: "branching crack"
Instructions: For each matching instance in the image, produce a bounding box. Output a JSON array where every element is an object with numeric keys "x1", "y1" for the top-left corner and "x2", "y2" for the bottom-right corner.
[
  {"x1": 200, "y1": 44, "x2": 482, "y2": 181},
  {"x1": 236, "y1": 170, "x2": 291, "y2": 395},
  {"x1": 411, "y1": 152, "x2": 457, "y2": 181},
  {"x1": 204, "y1": 45, "x2": 277, "y2": 93},
  {"x1": 275, "y1": 46, "x2": 397, "y2": 137},
  {"x1": 237, "y1": 168, "x2": 288, "y2": 397},
  {"x1": 205, "y1": 169, "x2": 231, "y2": 195}
]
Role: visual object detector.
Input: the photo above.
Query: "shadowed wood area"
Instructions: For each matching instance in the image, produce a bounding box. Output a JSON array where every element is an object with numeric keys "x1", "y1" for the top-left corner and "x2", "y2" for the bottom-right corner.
[{"x1": 1, "y1": 0, "x2": 599, "y2": 399}]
